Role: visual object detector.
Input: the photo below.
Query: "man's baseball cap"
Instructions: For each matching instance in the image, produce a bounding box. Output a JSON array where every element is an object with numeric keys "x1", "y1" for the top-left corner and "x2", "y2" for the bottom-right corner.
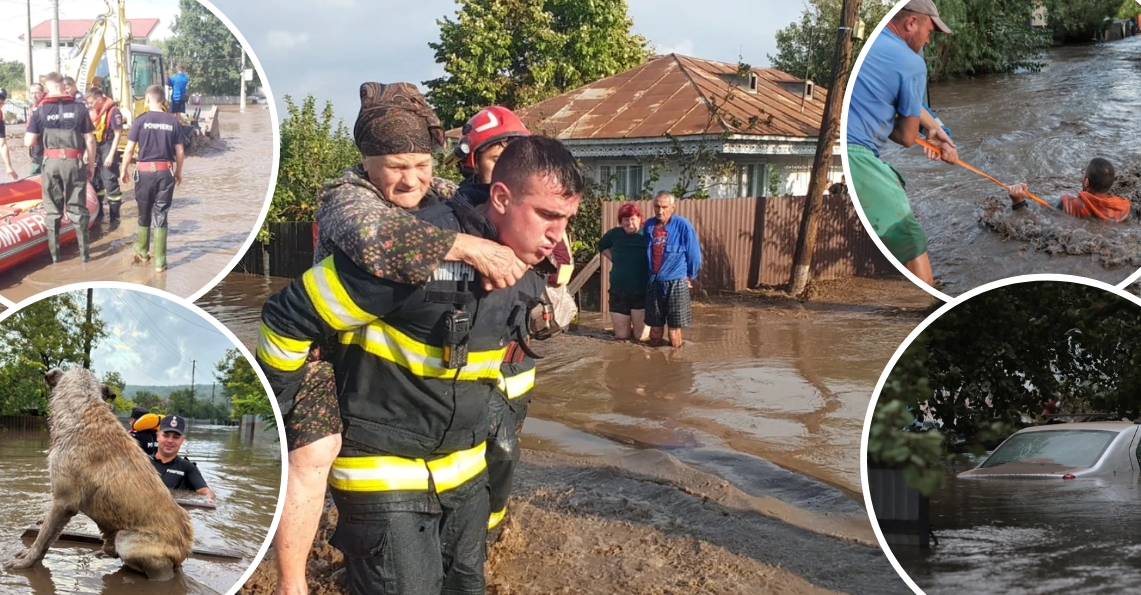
[
  {"x1": 160, "y1": 415, "x2": 187, "y2": 436},
  {"x1": 906, "y1": 0, "x2": 952, "y2": 34},
  {"x1": 130, "y1": 406, "x2": 149, "y2": 419}
]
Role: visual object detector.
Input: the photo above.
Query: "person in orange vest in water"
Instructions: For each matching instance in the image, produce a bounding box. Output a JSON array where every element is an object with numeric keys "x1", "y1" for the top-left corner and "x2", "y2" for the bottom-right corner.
[{"x1": 1006, "y1": 158, "x2": 1130, "y2": 222}]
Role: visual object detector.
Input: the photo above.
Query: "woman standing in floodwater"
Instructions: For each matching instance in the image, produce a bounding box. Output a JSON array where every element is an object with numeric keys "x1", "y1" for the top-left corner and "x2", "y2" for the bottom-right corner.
[{"x1": 600, "y1": 202, "x2": 650, "y2": 341}]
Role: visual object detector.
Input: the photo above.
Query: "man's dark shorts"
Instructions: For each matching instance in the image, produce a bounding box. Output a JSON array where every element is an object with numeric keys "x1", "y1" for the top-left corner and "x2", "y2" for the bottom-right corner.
[
  {"x1": 608, "y1": 290, "x2": 646, "y2": 316},
  {"x1": 170, "y1": 99, "x2": 186, "y2": 114},
  {"x1": 645, "y1": 279, "x2": 692, "y2": 328}
]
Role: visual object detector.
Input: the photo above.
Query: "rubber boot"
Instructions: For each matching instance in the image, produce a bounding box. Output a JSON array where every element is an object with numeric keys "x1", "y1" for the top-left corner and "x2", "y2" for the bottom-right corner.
[
  {"x1": 47, "y1": 227, "x2": 60, "y2": 264},
  {"x1": 108, "y1": 197, "x2": 122, "y2": 226},
  {"x1": 153, "y1": 227, "x2": 168, "y2": 272},
  {"x1": 77, "y1": 226, "x2": 90, "y2": 263},
  {"x1": 94, "y1": 193, "x2": 105, "y2": 223},
  {"x1": 133, "y1": 226, "x2": 151, "y2": 262}
]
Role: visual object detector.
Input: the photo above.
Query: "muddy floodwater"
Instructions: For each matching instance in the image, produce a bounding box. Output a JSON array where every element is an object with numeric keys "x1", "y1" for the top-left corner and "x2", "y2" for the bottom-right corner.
[
  {"x1": 881, "y1": 36, "x2": 1141, "y2": 296},
  {"x1": 0, "y1": 423, "x2": 282, "y2": 595},
  {"x1": 0, "y1": 104, "x2": 275, "y2": 302},
  {"x1": 894, "y1": 467, "x2": 1141, "y2": 594}
]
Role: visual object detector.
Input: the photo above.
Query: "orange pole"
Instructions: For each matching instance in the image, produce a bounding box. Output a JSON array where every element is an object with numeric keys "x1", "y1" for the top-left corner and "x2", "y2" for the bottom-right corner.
[{"x1": 916, "y1": 138, "x2": 1051, "y2": 208}]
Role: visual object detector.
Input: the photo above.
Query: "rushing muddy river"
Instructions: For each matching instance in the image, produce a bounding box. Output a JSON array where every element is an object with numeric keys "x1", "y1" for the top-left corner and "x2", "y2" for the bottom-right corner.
[
  {"x1": 0, "y1": 423, "x2": 282, "y2": 595},
  {"x1": 0, "y1": 104, "x2": 275, "y2": 303},
  {"x1": 893, "y1": 467, "x2": 1141, "y2": 594},
  {"x1": 880, "y1": 36, "x2": 1141, "y2": 296}
]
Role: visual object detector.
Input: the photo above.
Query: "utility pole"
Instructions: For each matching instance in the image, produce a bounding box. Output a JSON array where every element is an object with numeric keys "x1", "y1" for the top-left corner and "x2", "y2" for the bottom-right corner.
[
  {"x1": 83, "y1": 288, "x2": 93, "y2": 369},
  {"x1": 25, "y1": 0, "x2": 34, "y2": 87},
  {"x1": 789, "y1": 0, "x2": 861, "y2": 297},
  {"x1": 239, "y1": 47, "x2": 246, "y2": 112},
  {"x1": 51, "y1": 0, "x2": 60, "y2": 73},
  {"x1": 189, "y1": 359, "x2": 196, "y2": 416}
]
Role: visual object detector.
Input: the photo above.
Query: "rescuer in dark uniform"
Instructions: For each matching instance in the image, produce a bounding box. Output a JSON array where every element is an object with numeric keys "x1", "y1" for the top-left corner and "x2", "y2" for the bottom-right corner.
[
  {"x1": 85, "y1": 86, "x2": 125, "y2": 226},
  {"x1": 258, "y1": 127, "x2": 583, "y2": 595},
  {"x1": 23, "y1": 72, "x2": 96, "y2": 263},
  {"x1": 150, "y1": 415, "x2": 217, "y2": 504},
  {"x1": 128, "y1": 407, "x2": 160, "y2": 456},
  {"x1": 120, "y1": 84, "x2": 184, "y2": 272}
]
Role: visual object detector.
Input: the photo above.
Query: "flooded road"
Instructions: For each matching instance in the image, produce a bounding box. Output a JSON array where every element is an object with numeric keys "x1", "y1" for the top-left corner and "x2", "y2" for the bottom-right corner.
[
  {"x1": 0, "y1": 423, "x2": 282, "y2": 595},
  {"x1": 881, "y1": 37, "x2": 1141, "y2": 296},
  {"x1": 0, "y1": 105, "x2": 275, "y2": 303},
  {"x1": 894, "y1": 468, "x2": 1141, "y2": 594},
  {"x1": 199, "y1": 274, "x2": 918, "y2": 504}
]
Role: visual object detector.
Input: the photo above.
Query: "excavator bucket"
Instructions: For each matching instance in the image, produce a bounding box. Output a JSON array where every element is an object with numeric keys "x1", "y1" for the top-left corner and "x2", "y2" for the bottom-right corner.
[{"x1": 197, "y1": 105, "x2": 220, "y2": 140}]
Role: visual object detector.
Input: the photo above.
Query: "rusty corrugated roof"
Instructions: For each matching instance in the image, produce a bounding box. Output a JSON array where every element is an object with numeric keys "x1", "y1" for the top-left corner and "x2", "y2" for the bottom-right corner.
[{"x1": 512, "y1": 54, "x2": 827, "y2": 141}]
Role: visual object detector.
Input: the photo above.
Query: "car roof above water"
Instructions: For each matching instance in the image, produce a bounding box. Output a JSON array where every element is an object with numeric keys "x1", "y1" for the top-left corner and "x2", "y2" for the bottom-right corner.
[{"x1": 1018, "y1": 421, "x2": 1136, "y2": 433}]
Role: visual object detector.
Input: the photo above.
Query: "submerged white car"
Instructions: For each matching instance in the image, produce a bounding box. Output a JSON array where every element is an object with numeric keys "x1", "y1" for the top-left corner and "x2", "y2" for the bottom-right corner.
[{"x1": 958, "y1": 421, "x2": 1141, "y2": 479}]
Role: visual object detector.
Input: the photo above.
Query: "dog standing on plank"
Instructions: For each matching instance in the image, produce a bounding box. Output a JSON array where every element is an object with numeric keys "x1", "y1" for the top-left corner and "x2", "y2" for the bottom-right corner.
[{"x1": 2, "y1": 368, "x2": 194, "y2": 580}]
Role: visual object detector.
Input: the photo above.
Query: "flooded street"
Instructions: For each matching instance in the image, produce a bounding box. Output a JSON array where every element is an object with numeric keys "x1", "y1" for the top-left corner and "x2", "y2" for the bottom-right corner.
[
  {"x1": 882, "y1": 37, "x2": 1141, "y2": 296},
  {"x1": 0, "y1": 424, "x2": 282, "y2": 595},
  {"x1": 0, "y1": 105, "x2": 275, "y2": 303},
  {"x1": 895, "y1": 469, "x2": 1141, "y2": 594}
]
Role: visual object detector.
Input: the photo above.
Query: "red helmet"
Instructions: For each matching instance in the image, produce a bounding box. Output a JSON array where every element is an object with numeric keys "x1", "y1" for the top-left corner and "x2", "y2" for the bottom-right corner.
[{"x1": 454, "y1": 106, "x2": 530, "y2": 170}]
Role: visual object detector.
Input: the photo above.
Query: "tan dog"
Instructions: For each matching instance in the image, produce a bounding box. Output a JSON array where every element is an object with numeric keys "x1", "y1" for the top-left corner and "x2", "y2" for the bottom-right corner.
[{"x1": 2, "y1": 368, "x2": 194, "y2": 580}]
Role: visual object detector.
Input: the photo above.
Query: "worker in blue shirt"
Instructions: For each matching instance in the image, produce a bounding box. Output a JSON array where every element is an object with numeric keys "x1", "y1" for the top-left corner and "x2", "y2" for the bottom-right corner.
[{"x1": 168, "y1": 65, "x2": 189, "y2": 114}]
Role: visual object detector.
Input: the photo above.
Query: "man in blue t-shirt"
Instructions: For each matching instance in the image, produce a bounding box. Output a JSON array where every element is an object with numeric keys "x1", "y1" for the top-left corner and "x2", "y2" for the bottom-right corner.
[
  {"x1": 168, "y1": 65, "x2": 189, "y2": 114},
  {"x1": 847, "y1": 0, "x2": 958, "y2": 287},
  {"x1": 643, "y1": 191, "x2": 702, "y2": 348}
]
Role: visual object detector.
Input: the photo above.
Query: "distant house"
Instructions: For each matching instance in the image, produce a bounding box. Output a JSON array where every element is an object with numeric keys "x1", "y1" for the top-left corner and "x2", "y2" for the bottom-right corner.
[
  {"x1": 20, "y1": 18, "x2": 160, "y2": 79},
  {"x1": 505, "y1": 54, "x2": 841, "y2": 199}
]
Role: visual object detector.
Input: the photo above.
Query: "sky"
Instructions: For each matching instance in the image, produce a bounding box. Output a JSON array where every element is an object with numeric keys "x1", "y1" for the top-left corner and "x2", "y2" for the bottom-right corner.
[
  {"x1": 85, "y1": 288, "x2": 242, "y2": 389},
  {"x1": 206, "y1": 0, "x2": 806, "y2": 122}
]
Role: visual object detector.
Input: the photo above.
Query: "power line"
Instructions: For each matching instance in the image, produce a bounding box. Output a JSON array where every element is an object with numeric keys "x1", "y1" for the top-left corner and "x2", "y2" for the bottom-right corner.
[
  {"x1": 110, "y1": 289, "x2": 183, "y2": 359},
  {"x1": 129, "y1": 292, "x2": 225, "y2": 334}
]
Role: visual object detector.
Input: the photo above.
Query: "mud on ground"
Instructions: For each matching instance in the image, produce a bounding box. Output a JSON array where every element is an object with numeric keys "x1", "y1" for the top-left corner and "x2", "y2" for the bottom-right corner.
[
  {"x1": 978, "y1": 165, "x2": 1141, "y2": 268},
  {"x1": 239, "y1": 450, "x2": 906, "y2": 595}
]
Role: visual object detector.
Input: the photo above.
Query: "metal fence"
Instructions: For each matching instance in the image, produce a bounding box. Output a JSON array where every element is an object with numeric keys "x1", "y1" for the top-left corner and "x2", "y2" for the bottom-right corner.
[
  {"x1": 598, "y1": 195, "x2": 894, "y2": 312},
  {"x1": 235, "y1": 222, "x2": 317, "y2": 278},
  {"x1": 0, "y1": 415, "x2": 47, "y2": 432}
]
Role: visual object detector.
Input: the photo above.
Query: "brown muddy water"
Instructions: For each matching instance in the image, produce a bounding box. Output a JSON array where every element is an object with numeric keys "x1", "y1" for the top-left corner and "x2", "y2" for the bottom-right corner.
[
  {"x1": 893, "y1": 465, "x2": 1141, "y2": 594},
  {"x1": 882, "y1": 37, "x2": 1141, "y2": 296},
  {"x1": 0, "y1": 423, "x2": 282, "y2": 595},
  {"x1": 0, "y1": 105, "x2": 275, "y2": 303}
]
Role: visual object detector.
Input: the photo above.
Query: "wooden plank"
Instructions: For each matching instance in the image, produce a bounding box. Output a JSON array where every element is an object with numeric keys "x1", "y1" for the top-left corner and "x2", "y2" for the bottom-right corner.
[
  {"x1": 174, "y1": 498, "x2": 216, "y2": 510},
  {"x1": 567, "y1": 254, "x2": 601, "y2": 295},
  {"x1": 21, "y1": 527, "x2": 242, "y2": 560}
]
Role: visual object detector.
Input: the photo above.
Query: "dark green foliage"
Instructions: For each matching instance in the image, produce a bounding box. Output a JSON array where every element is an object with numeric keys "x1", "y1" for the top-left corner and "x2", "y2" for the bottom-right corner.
[
  {"x1": 925, "y1": 0, "x2": 1051, "y2": 80},
  {"x1": 162, "y1": 0, "x2": 261, "y2": 95},
  {"x1": 770, "y1": 0, "x2": 895, "y2": 89},
  {"x1": 425, "y1": 0, "x2": 650, "y2": 128}
]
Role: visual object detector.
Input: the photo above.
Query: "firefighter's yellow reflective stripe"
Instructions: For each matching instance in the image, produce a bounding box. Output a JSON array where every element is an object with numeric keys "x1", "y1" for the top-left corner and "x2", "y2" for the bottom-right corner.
[
  {"x1": 496, "y1": 367, "x2": 536, "y2": 400},
  {"x1": 256, "y1": 323, "x2": 310, "y2": 372},
  {"x1": 329, "y1": 442, "x2": 487, "y2": 493},
  {"x1": 329, "y1": 455, "x2": 431, "y2": 492},
  {"x1": 426, "y1": 441, "x2": 487, "y2": 492},
  {"x1": 302, "y1": 257, "x2": 374, "y2": 331},
  {"x1": 340, "y1": 321, "x2": 506, "y2": 381},
  {"x1": 488, "y1": 506, "x2": 507, "y2": 529}
]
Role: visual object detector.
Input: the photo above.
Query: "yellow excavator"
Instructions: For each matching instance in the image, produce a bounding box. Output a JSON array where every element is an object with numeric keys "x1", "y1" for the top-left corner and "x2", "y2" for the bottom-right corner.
[{"x1": 60, "y1": 0, "x2": 218, "y2": 151}]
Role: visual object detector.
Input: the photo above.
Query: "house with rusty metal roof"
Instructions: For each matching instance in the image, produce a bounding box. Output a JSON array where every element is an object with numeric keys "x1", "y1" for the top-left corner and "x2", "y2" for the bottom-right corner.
[{"x1": 511, "y1": 53, "x2": 841, "y2": 199}]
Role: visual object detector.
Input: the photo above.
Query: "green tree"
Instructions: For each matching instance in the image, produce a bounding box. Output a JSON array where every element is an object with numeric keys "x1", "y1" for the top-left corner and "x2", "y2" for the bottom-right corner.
[
  {"x1": 925, "y1": 0, "x2": 1051, "y2": 81},
  {"x1": 425, "y1": 0, "x2": 650, "y2": 128},
  {"x1": 100, "y1": 370, "x2": 135, "y2": 414},
  {"x1": 266, "y1": 94, "x2": 359, "y2": 239},
  {"x1": 770, "y1": 0, "x2": 894, "y2": 89},
  {"x1": 1043, "y1": 0, "x2": 1127, "y2": 41},
  {"x1": 216, "y1": 349, "x2": 272, "y2": 419},
  {"x1": 167, "y1": 387, "x2": 196, "y2": 417},
  {"x1": 1116, "y1": 0, "x2": 1141, "y2": 19},
  {"x1": 869, "y1": 282, "x2": 1141, "y2": 494},
  {"x1": 162, "y1": 0, "x2": 261, "y2": 95},
  {"x1": 132, "y1": 389, "x2": 166, "y2": 413},
  {"x1": 0, "y1": 59, "x2": 25, "y2": 93}
]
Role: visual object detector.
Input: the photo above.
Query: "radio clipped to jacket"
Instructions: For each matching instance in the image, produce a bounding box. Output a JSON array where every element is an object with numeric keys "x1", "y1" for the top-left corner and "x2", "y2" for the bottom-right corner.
[{"x1": 441, "y1": 309, "x2": 471, "y2": 369}]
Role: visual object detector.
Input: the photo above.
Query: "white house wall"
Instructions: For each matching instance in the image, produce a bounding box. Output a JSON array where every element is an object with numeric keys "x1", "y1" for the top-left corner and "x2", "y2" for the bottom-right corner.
[{"x1": 584, "y1": 155, "x2": 844, "y2": 199}]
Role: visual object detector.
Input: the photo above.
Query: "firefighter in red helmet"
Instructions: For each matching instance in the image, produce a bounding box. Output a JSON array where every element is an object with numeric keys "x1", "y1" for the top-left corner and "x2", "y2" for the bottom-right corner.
[{"x1": 454, "y1": 105, "x2": 531, "y2": 184}]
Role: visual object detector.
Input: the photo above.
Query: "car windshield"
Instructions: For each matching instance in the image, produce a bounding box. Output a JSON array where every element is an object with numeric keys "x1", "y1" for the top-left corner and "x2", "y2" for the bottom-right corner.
[{"x1": 981, "y1": 430, "x2": 1117, "y2": 469}]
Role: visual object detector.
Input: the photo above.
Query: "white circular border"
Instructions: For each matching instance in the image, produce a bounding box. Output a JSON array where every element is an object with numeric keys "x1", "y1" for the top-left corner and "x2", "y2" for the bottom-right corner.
[
  {"x1": 0, "y1": 0, "x2": 282, "y2": 310},
  {"x1": 0, "y1": 280, "x2": 288, "y2": 595},
  {"x1": 839, "y1": 1, "x2": 1141, "y2": 300},
  {"x1": 859, "y1": 272, "x2": 1141, "y2": 595}
]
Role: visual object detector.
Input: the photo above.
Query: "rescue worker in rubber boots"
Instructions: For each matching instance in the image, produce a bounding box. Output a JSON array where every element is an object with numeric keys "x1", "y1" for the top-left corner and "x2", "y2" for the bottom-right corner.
[
  {"x1": 27, "y1": 83, "x2": 46, "y2": 176},
  {"x1": 85, "y1": 86, "x2": 125, "y2": 228},
  {"x1": 23, "y1": 72, "x2": 96, "y2": 263},
  {"x1": 120, "y1": 84, "x2": 184, "y2": 272},
  {"x1": 259, "y1": 82, "x2": 579, "y2": 593},
  {"x1": 451, "y1": 106, "x2": 542, "y2": 539}
]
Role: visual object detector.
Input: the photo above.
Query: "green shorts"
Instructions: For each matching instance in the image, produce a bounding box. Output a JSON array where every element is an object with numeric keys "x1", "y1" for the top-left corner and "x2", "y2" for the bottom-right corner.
[{"x1": 849, "y1": 144, "x2": 928, "y2": 263}]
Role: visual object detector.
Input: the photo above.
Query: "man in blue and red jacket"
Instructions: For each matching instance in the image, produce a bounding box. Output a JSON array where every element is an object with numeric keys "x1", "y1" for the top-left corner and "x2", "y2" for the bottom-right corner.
[{"x1": 643, "y1": 190, "x2": 702, "y2": 348}]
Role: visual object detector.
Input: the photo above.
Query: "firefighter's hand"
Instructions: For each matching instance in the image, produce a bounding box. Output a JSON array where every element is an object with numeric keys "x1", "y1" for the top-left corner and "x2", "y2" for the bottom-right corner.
[
  {"x1": 4, "y1": 167, "x2": 15, "y2": 181},
  {"x1": 120, "y1": 170, "x2": 130, "y2": 185},
  {"x1": 449, "y1": 234, "x2": 528, "y2": 291},
  {"x1": 103, "y1": 156, "x2": 114, "y2": 168},
  {"x1": 87, "y1": 163, "x2": 96, "y2": 180},
  {"x1": 175, "y1": 171, "x2": 183, "y2": 186}
]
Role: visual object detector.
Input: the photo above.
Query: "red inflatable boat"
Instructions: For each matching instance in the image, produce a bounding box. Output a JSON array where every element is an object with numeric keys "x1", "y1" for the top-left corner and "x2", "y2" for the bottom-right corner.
[{"x1": 0, "y1": 176, "x2": 99, "y2": 273}]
